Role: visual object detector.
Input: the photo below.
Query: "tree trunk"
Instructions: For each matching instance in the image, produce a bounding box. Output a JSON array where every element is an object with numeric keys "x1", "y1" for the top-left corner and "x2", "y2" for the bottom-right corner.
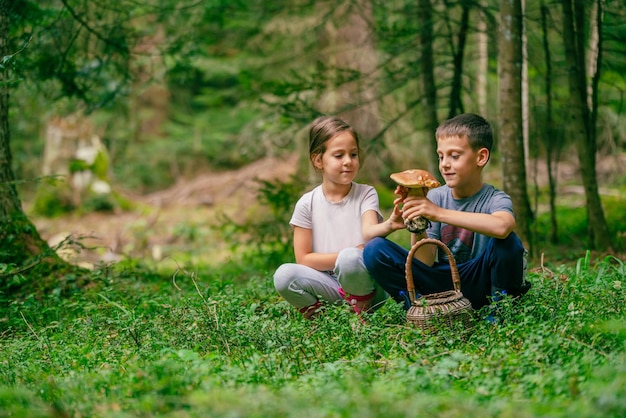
[
  {"x1": 521, "y1": 0, "x2": 529, "y2": 178},
  {"x1": 561, "y1": 0, "x2": 611, "y2": 250},
  {"x1": 447, "y1": 3, "x2": 469, "y2": 119},
  {"x1": 317, "y1": 0, "x2": 384, "y2": 183},
  {"x1": 0, "y1": 0, "x2": 69, "y2": 288},
  {"x1": 498, "y1": 0, "x2": 533, "y2": 250},
  {"x1": 476, "y1": 0, "x2": 489, "y2": 118},
  {"x1": 540, "y1": 0, "x2": 559, "y2": 244},
  {"x1": 417, "y1": 0, "x2": 440, "y2": 179}
]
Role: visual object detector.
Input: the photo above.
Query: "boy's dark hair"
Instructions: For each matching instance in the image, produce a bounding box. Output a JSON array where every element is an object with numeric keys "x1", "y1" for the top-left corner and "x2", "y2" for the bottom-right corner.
[
  {"x1": 435, "y1": 113, "x2": 493, "y2": 152},
  {"x1": 308, "y1": 116, "x2": 360, "y2": 159}
]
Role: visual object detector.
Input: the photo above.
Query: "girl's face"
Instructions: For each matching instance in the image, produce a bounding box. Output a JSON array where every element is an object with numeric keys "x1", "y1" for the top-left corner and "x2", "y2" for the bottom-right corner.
[
  {"x1": 313, "y1": 131, "x2": 360, "y2": 186},
  {"x1": 437, "y1": 134, "x2": 488, "y2": 197}
]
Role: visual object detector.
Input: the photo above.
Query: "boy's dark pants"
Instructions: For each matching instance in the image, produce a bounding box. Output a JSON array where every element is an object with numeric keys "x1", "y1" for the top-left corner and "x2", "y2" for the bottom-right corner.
[{"x1": 363, "y1": 233, "x2": 529, "y2": 310}]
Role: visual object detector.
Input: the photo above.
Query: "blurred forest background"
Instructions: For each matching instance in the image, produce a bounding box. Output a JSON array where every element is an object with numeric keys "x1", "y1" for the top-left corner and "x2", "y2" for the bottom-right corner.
[{"x1": 2, "y1": 0, "x2": 626, "y2": 286}]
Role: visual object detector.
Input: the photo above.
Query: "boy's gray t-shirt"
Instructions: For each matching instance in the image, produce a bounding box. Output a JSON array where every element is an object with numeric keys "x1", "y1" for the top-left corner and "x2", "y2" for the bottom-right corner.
[
  {"x1": 426, "y1": 184, "x2": 514, "y2": 264},
  {"x1": 290, "y1": 182, "x2": 383, "y2": 253}
]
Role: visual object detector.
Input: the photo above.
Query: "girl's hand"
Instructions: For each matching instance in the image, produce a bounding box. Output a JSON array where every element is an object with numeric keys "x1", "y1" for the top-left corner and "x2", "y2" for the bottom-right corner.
[
  {"x1": 394, "y1": 185, "x2": 409, "y2": 199},
  {"x1": 392, "y1": 186, "x2": 408, "y2": 228},
  {"x1": 388, "y1": 203, "x2": 406, "y2": 230},
  {"x1": 393, "y1": 185, "x2": 437, "y2": 228}
]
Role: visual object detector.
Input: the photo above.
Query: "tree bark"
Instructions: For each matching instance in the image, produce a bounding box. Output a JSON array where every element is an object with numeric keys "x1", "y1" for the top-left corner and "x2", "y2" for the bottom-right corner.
[
  {"x1": 317, "y1": 0, "x2": 384, "y2": 183},
  {"x1": 447, "y1": 3, "x2": 470, "y2": 119},
  {"x1": 540, "y1": 0, "x2": 559, "y2": 244},
  {"x1": 476, "y1": 0, "x2": 489, "y2": 118},
  {"x1": 0, "y1": 0, "x2": 68, "y2": 285},
  {"x1": 498, "y1": 0, "x2": 533, "y2": 250},
  {"x1": 521, "y1": 0, "x2": 529, "y2": 178},
  {"x1": 561, "y1": 0, "x2": 611, "y2": 250},
  {"x1": 417, "y1": 0, "x2": 440, "y2": 179}
]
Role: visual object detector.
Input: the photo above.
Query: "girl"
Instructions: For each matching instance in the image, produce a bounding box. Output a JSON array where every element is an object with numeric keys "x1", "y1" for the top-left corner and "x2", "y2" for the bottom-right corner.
[{"x1": 273, "y1": 116, "x2": 403, "y2": 319}]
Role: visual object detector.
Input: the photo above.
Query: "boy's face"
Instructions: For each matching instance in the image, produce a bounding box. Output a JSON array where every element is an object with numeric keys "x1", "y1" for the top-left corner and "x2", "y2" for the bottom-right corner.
[{"x1": 436, "y1": 135, "x2": 489, "y2": 196}]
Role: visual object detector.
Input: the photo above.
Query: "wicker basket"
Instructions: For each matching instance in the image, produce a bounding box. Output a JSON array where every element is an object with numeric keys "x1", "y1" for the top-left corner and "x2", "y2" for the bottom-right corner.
[{"x1": 405, "y1": 238, "x2": 474, "y2": 332}]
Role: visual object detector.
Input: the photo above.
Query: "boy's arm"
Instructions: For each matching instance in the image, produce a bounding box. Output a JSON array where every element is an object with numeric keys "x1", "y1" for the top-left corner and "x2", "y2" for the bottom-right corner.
[
  {"x1": 293, "y1": 226, "x2": 337, "y2": 271},
  {"x1": 410, "y1": 230, "x2": 437, "y2": 266},
  {"x1": 431, "y1": 208, "x2": 515, "y2": 239},
  {"x1": 402, "y1": 196, "x2": 516, "y2": 239}
]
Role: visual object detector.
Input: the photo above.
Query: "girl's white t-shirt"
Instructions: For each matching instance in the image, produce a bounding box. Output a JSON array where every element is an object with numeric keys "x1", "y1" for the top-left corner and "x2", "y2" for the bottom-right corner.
[{"x1": 290, "y1": 182, "x2": 383, "y2": 253}]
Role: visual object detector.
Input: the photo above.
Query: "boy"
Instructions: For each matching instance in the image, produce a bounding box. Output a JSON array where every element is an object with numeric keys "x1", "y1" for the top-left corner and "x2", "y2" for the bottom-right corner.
[{"x1": 363, "y1": 113, "x2": 530, "y2": 319}]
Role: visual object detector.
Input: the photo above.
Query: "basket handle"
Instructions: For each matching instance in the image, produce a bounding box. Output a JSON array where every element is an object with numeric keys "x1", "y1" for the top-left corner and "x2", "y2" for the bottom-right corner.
[{"x1": 405, "y1": 238, "x2": 461, "y2": 304}]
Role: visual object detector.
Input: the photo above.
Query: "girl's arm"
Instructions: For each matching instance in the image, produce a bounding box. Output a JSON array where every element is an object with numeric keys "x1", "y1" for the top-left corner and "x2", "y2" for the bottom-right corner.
[
  {"x1": 293, "y1": 226, "x2": 337, "y2": 271},
  {"x1": 361, "y1": 197, "x2": 406, "y2": 243}
]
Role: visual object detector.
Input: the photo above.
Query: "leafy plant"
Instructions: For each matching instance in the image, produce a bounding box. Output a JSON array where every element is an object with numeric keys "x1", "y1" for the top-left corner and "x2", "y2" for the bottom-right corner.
[
  {"x1": 214, "y1": 176, "x2": 305, "y2": 274},
  {"x1": 0, "y1": 246, "x2": 624, "y2": 417}
]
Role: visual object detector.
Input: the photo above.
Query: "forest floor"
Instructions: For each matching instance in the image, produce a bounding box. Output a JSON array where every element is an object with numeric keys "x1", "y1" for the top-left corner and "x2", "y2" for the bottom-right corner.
[
  {"x1": 32, "y1": 153, "x2": 301, "y2": 268},
  {"x1": 31, "y1": 152, "x2": 625, "y2": 268}
]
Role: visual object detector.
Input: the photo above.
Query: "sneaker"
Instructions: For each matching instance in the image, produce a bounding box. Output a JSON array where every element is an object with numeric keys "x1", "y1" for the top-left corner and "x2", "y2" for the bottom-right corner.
[
  {"x1": 485, "y1": 289, "x2": 508, "y2": 325},
  {"x1": 338, "y1": 287, "x2": 375, "y2": 324},
  {"x1": 299, "y1": 301, "x2": 324, "y2": 320}
]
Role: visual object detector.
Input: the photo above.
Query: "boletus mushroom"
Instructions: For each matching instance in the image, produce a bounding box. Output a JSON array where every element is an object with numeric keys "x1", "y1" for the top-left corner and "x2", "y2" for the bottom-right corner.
[{"x1": 390, "y1": 169, "x2": 441, "y2": 233}]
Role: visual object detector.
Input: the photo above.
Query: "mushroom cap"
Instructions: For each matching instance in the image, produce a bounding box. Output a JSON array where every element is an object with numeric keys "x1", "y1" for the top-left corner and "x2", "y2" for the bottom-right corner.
[{"x1": 390, "y1": 169, "x2": 441, "y2": 188}]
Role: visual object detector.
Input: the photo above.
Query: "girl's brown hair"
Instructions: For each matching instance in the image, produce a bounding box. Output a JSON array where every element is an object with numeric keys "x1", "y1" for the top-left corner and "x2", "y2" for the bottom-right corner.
[{"x1": 308, "y1": 116, "x2": 360, "y2": 164}]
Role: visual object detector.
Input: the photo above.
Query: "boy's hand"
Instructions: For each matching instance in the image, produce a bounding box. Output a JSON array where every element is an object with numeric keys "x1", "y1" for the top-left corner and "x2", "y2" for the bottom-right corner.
[{"x1": 401, "y1": 195, "x2": 438, "y2": 223}]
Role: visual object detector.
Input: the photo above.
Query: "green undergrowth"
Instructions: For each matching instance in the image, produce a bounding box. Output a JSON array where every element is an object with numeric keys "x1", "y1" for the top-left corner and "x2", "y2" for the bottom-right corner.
[
  {"x1": 528, "y1": 193, "x2": 626, "y2": 264},
  {"x1": 1, "y1": 252, "x2": 625, "y2": 417}
]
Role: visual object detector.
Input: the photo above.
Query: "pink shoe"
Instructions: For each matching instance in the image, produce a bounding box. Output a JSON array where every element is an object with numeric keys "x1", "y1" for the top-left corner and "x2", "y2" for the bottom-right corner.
[
  {"x1": 338, "y1": 288, "x2": 376, "y2": 323},
  {"x1": 299, "y1": 301, "x2": 324, "y2": 320}
]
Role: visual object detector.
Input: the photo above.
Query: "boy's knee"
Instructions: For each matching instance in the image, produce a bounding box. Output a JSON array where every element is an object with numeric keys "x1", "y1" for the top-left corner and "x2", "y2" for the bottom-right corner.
[
  {"x1": 364, "y1": 236, "x2": 385, "y2": 252},
  {"x1": 363, "y1": 237, "x2": 385, "y2": 263},
  {"x1": 494, "y1": 233, "x2": 524, "y2": 259}
]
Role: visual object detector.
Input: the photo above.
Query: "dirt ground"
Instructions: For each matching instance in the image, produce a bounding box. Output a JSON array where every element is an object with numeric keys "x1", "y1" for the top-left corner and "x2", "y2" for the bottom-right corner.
[
  {"x1": 32, "y1": 153, "x2": 300, "y2": 267},
  {"x1": 32, "y1": 152, "x2": 625, "y2": 267}
]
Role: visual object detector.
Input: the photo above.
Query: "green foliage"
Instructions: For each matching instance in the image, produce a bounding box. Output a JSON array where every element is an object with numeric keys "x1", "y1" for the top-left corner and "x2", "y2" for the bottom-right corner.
[
  {"x1": 603, "y1": 196, "x2": 626, "y2": 254},
  {"x1": 163, "y1": 105, "x2": 264, "y2": 170},
  {"x1": 8, "y1": 0, "x2": 626, "y2": 199},
  {"x1": 0, "y1": 222, "x2": 88, "y2": 297},
  {"x1": 30, "y1": 181, "x2": 75, "y2": 217},
  {"x1": 214, "y1": 177, "x2": 305, "y2": 274},
  {"x1": 0, "y1": 250, "x2": 624, "y2": 417},
  {"x1": 0, "y1": 262, "x2": 28, "y2": 290},
  {"x1": 111, "y1": 155, "x2": 177, "y2": 193},
  {"x1": 30, "y1": 179, "x2": 130, "y2": 217},
  {"x1": 108, "y1": 83, "x2": 268, "y2": 192},
  {"x1": 68, "y1": 159, "x2": 91, "y2": 174},
  {"x1": 376, "y1": 184, "x2": 397, "y2": 210},
  {"x1": 80, "y1": 193, "x2": 115, "y2": 213},
  {"x1": 534, "y1": 192, "x2": 626, "y2": 257}
]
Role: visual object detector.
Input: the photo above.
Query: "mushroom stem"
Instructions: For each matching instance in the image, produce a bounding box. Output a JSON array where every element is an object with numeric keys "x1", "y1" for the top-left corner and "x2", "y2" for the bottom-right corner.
[
  {"x1": 406, "y1": 187, "x2": 427, "y2": 197},
  {"x1": 403, "y1": 187, "x2": 430, "y2": 233},
  {"x1": 389, "y1": 169, "x2": 440, "y2": 233}
]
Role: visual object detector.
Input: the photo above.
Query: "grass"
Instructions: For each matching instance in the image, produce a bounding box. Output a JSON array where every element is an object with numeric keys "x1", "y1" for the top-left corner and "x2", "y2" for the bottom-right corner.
[
  {"x1": 3, "y1": 176, "x2": 625, "y2": 417},
  {"x1": 1, "y1": 250, "x2": 625, "y2": 417}
]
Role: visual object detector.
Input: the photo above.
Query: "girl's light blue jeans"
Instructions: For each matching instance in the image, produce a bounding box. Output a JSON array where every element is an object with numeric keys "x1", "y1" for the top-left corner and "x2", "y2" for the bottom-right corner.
[{"x1": 274, "y1": 247, "x2": 388, "y2": 310}]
